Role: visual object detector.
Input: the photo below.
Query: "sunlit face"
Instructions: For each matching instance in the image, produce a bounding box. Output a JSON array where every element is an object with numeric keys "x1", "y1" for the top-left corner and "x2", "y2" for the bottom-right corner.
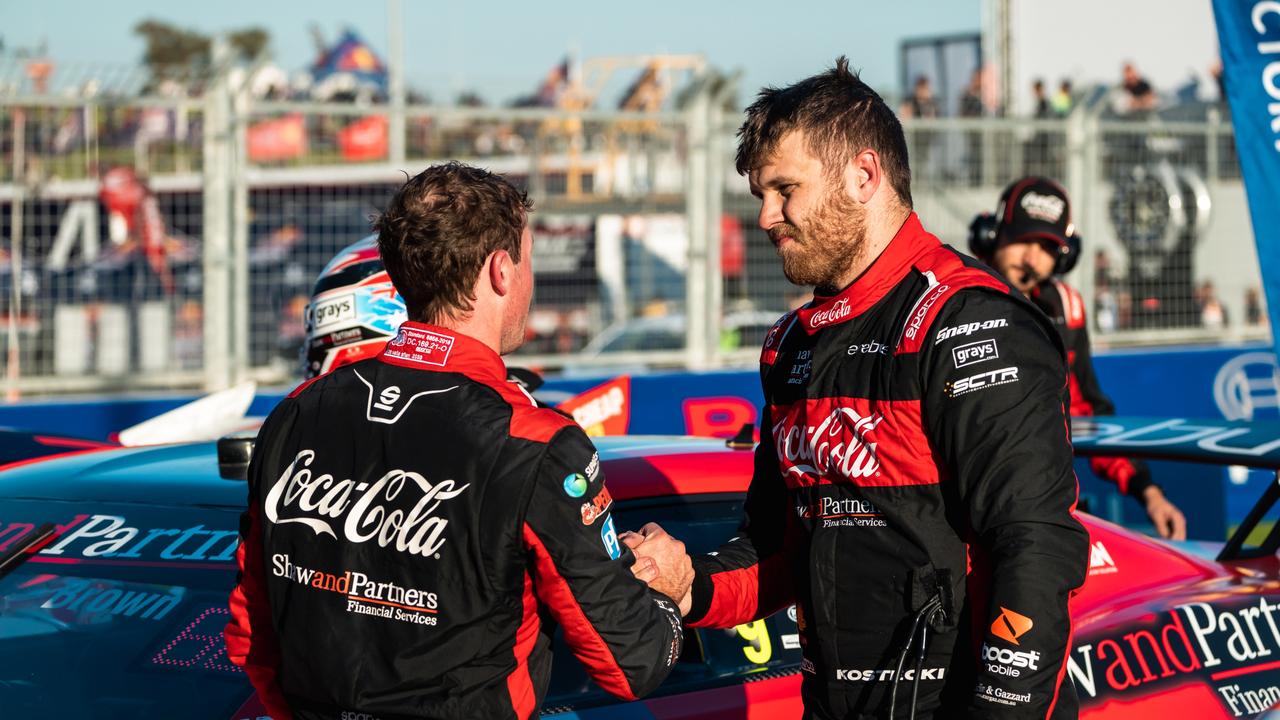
[
  {"x1": 991, "y1": 238, "x2": 1059, "y2": 294},
  {"x1": 500, "y1": 225, "x2": 534, "y2": 354},
  {"x1": 748, "y1": 131, "x2": 867, "y2": 292}
]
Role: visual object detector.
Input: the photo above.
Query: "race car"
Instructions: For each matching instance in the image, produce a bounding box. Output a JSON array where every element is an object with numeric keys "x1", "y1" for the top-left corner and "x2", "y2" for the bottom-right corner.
[{"x1": 0, "y1": 416, "x2": 1278, "y2": 718}]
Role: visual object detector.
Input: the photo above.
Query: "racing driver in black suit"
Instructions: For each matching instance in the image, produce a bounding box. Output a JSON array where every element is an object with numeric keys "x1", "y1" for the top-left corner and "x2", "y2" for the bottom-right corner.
[
  {"x1": 632, "y1": 59, "x2": 1089, "y2": 719},
  {"x1": 226, "y1": 162, "x2": 687, "y2": 720}
]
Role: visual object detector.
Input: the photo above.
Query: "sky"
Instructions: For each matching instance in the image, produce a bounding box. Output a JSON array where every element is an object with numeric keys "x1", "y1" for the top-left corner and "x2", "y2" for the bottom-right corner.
[{"x1": 0, "y1": 0, "x2": 982, "y2": 104}]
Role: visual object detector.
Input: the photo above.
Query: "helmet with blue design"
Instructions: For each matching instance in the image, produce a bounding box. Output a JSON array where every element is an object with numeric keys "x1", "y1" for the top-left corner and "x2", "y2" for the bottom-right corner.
[{"x1": 302, "y1": 234, "x2": 407, "y2": 378}]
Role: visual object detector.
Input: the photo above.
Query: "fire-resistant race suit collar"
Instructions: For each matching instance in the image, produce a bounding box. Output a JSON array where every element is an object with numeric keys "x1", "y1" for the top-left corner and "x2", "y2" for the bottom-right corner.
[
  {"x1": 377, "y1": 321, "x2": 512, "y2": 387},
  {"x1": 796, "y1": 212, "x2": 941, "y2": 335}
]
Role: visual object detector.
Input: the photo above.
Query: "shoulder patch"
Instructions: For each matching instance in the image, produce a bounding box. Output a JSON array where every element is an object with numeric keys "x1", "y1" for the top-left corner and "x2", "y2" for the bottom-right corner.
[{"x1": 897, "y1": 247, "x2": 1009, "y2": 355}]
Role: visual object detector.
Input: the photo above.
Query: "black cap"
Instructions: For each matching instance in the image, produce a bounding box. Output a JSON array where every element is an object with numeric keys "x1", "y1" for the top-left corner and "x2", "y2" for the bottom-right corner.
[{"x1": 997, "y1": 177, "x2": 1074, "y2": 247}]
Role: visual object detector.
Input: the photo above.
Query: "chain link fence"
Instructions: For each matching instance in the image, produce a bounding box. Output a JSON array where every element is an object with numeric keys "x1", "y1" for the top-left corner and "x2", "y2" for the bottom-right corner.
[{"x1": 0, "y1": 70, "x2": 1269, "y2": 396}]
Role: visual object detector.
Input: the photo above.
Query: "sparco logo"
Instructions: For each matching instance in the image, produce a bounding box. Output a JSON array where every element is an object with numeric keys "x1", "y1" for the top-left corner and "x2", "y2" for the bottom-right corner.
[
  {"x1": 953, "y1": 339, "x2": 999, "y2": 369},
  {"x1": 1020, "y1": 191, "x2": 1066, "y2": 223},
  {"x1": 904, "y1": 284, "x2": 950, "y2": 340},
  {"x1": 265, "y1": 450, "x2": 470, "y2": 558},
  {"x1": 936, "y1": 318, "x2": 1007, "y2": 342},
  {"x1": 774, "y1": 407, "x2": 883, "y2": 482},
  {"x1": 807, "y1": 297, "x2": 852, "y2": 330}
]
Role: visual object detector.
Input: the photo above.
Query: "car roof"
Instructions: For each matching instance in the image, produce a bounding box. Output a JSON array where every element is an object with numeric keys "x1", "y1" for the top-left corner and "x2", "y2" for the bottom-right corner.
[{"x1": 0, "y1": 435, "x2": 756, "y2": 507}]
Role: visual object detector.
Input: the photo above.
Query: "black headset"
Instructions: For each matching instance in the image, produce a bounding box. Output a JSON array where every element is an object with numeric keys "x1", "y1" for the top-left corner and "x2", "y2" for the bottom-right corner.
[{"x1": 967, "y1": 178, "x2": 1082, "y2": 276}]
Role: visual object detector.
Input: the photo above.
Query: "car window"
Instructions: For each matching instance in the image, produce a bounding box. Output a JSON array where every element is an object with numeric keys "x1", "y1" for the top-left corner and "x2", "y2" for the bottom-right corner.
[
  {"x1": 542, "y1": 495, "x2": 802, "y2": 712},
  {"x1": 0, "y1": 499, "x2": 253, "y2": 719}
]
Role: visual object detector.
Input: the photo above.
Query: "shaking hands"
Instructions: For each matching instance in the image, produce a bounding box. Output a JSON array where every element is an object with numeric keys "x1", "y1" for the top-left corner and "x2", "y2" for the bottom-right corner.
[{"x1": 622, "y1": 523, "x2": 695, "y2": 616}]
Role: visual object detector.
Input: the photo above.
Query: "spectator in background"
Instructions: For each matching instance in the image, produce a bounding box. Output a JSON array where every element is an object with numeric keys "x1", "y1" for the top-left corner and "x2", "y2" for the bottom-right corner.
[
  {"x1": 1120, "y1": 62, "x2": 1159, "y2": 114},
  {"x1": 1197, "y1": 280, "x2": 1228, "y2": 329},
  {"x1": 1025, "y1": 78, "x2": 1054, "y2": 175},
  {"x1": 899, "y1": 75, "x2": 939, "y2": 181},
  {"x1": 1246, "y1": 287, "x2": 1265, "y2": 326},
  {"x1": 1032, "y1": 78, "x2": 1051, "y2": 118},
  {"x1": 958, "y1": 68, "x2": 985, "y2": 184},
  {"x1": 1052, "y1": 79, "x2": 1074, "y2": 116}
]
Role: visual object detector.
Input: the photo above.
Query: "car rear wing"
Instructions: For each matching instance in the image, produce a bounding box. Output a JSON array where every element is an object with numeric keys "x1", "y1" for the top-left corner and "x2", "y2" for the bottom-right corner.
[{"x1": 1071, "y1": 416, "x2": 1280, "y2": 562}]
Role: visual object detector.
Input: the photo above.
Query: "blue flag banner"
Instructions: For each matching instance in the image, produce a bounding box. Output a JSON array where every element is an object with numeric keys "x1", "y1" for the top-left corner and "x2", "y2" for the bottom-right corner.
[{"x1": 1212, "y1": 0, "x2": 1280, "y2": 353}]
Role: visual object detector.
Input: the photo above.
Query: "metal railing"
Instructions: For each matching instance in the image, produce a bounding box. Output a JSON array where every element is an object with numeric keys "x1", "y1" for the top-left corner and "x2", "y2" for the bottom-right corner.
[{"x1": 0, "y1": 70, "x2": 1269, "y2": 397}]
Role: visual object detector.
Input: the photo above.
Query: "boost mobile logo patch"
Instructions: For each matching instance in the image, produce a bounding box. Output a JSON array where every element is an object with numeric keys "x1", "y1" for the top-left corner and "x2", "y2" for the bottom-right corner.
[{"x1": 991, "y1": 606, "x2": 1034, "y2": 645}]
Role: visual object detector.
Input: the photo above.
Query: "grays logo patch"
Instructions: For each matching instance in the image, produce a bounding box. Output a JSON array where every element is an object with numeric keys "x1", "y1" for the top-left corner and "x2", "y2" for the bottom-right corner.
[
  {"x1": 946, "y1": 367, "x2": 1019, "y2": 397},
  {"x1": 953, "y1": 339, "x2": 999, "y2": 369}
]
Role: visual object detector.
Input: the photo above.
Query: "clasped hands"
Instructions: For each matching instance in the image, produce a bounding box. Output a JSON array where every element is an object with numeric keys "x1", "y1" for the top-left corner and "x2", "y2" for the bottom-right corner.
[{"x1": 621, "y1": 523, "x2": 694, "y2": 616}]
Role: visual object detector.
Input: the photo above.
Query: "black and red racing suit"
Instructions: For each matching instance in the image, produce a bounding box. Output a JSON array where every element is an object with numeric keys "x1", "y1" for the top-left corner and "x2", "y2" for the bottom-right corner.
[
  {"x1": 225, "y1": 323, "x2": 683, "y2": 720},
  {"x1": 683, "y1": 214, "x2": 1089, "y2": 718},
  {"x1": 1030, "y1": 278, "x2": 1155, "y2": 499}
]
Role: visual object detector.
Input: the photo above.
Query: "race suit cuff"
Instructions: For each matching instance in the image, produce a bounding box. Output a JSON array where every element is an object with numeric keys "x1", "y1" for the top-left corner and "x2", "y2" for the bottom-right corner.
[
  {"x1": 1125, "y1": 469, "x2": 1156, "y2": 500},
  {"x1": 682, "y1": 559, "x2": 715, "y2": 625}
]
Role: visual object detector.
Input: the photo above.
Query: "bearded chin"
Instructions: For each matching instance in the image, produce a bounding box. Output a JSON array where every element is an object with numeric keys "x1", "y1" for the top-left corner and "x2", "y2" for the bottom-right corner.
[{"x1": 780, "y1": 193, "x2": 868, "y2": 289}]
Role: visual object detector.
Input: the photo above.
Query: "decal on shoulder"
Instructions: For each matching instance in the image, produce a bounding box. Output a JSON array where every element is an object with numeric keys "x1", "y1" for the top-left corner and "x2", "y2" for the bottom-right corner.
[
  {"x1": 580, "y1": 486, "x2": 613, "y2": 525},
  {"x1": 600, "y1": 515, "x2": 621, "y2": 559},
  {"x1": 952, "y1": 339, "x2": 999, "y2": 369},
  {"x1": 946, "y1": 367, "x2": 1019, "y2": 397},
  {"x1": 936, "y1": 318, "x2": 1008, "y2": 343},
  {"x1": 563, "y1": 472, "x2": 588, "y2": 498}
]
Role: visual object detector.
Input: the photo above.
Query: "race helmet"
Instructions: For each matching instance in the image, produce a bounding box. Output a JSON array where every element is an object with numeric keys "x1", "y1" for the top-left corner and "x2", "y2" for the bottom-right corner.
[{"x1": 301, "y1": 234, "x2": 407, "y2": 378}]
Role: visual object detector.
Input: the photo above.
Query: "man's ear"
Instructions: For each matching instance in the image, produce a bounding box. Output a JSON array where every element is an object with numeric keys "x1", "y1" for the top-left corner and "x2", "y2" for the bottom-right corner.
[
  {"x1": 488, "y1": 249, "x2": 514, "y2": 296},
  {"x1": 843, "y1": 148, "x2": 882, "y2": 204}
]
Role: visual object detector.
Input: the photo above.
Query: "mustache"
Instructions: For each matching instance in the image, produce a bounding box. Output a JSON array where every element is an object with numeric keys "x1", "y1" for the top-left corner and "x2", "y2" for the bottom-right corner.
[
  {"x1": 1018, "y1": 264, "x2": 1043, "y2": 285},
  {"x1": 768, "y1": 224, "x2": 802, "y2": 245}
]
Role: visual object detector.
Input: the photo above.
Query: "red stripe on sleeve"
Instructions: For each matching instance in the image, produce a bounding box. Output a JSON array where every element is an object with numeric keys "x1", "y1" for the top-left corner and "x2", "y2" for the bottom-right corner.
[
  {"x1": 522, "y1": 523, "x2": 636, "y2": 701},
  {"x1": 224, "y1": 503, "x2": 293, "y2": 720},
  {"x1": 506, "y1": 571, "x2": 541, "y2": 720},
  {"x1": 690, "y1": 552, "x2": 795, "y2": 629}
]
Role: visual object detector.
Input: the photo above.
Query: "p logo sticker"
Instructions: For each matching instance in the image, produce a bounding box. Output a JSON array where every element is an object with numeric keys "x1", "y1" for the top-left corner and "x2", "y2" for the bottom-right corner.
[{"x1": 601, "y1": 516, "x2": 621, "y2": 559}]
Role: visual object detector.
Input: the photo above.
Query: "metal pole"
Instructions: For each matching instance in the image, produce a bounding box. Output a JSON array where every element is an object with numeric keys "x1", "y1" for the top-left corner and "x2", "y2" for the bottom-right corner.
[
  {"x1": 684, "y1": 73, "x2": 711, "y2": 370},
  {"x1": 1065, "y1": 107, "x2": 1092, "y2": 316},
  {"x1": 202, "y1": 38, "x2": 232, "y2": 392},
  {"x1": 6, "y1": 110, "x2": 25, "y2": 400},
  {"x1": 388, "y1": 0, "x2": 406, "y2": 166},
  {"x1": 230, "y1": 79, "x2": 251, "y2": 382},
  {"x1": 704, "y1": 74, "x2": 735, "y2": 368}
]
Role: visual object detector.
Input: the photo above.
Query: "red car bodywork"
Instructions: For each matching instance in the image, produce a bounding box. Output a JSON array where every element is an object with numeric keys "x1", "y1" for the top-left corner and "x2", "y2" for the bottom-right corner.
[{"x1": 591, "y1": 439, "x2": 1280, "y2": 719}]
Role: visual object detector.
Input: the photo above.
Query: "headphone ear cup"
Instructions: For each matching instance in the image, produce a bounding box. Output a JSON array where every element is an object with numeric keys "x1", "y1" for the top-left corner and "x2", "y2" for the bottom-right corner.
[
  {"x1": 967, "y1": 213, "x2": 1000, "y2": 259},
  {"x1": 1055, "y1": 233, "x2": 1081, "y2": 275}
]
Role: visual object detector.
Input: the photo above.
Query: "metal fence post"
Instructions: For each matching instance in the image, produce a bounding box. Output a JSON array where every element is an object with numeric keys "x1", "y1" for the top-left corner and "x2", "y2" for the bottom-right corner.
[
  {"x1": 201, "y1": 39, "x2": 233, "y2": 392},
  {"x1": 388, "y1": 0, "x2": 406, "y2": 167},
  {"x1": 1064, "y1": 105, "x2": 1093, "y2": 318},
  {"x1": 684, "y1": 73, "x2": 711, "y2": 370},
  {"x1": 230, "y1": 77, "x2": 251, "y2": 384}
]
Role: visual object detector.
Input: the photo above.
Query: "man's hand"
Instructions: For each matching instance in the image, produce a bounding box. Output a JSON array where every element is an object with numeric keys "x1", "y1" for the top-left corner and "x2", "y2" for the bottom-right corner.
[
  {"x1": 620, "y1": 523, "x2": 694, "y2": 607},
  {"x1": 630, "y1": 555, "x2": 657, "y2": 584},
  {"x1": 1142, "y1": 486, "x2": 1187, "y2": 541}
]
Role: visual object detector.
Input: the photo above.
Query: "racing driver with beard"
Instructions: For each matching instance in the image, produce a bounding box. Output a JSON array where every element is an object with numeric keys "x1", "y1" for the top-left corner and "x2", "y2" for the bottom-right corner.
[
  {"x1": 631, "y1": 59, "x2": 1089, "y2": 718},
  {"x1": 225, "y1": 163, "x2": 687, "y2": 720}
]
